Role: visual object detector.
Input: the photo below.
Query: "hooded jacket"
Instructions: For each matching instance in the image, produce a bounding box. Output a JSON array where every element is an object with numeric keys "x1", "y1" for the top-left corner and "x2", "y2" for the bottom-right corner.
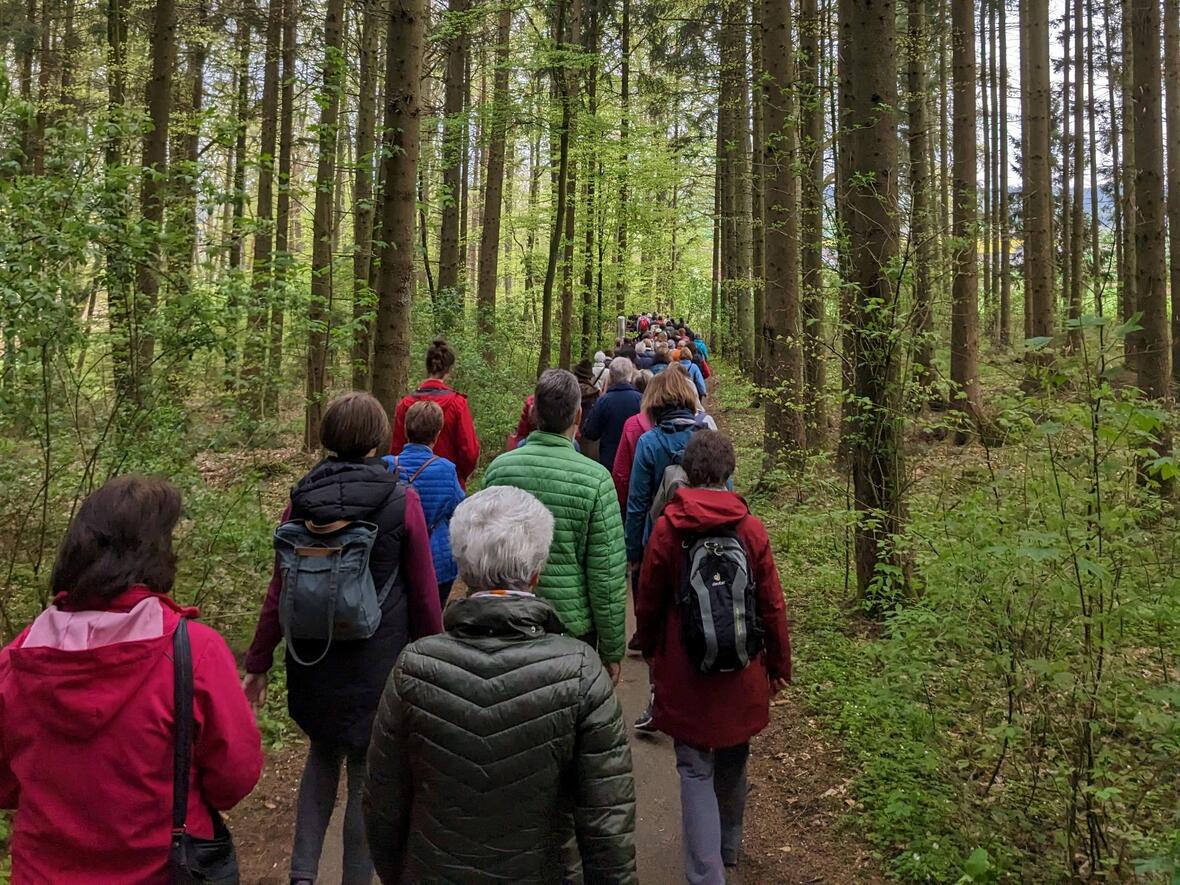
[
  {"x1": 635, "y1": 489, "x2": 792, "y2": 749},
  {"x1": 390, "y1": 378, "x2": 481, "y2": 488},
  {"x1": 245, "y1": 457, "x2": 443, "y2": 747},
  {"x1": 482, "y1": 432, "x2": 628, "y2": 661},
  {"x1": 364, "y1": 592, "x2": 637, "y2": 884},
  {"x1": 581, "y1": 382, "x2": 642, "y2": 471},
  {"x1": 386, "y1": 444, "x2": 465, "y2": 585},
  {"x1": 0, "y1": 588, "x2": 263, "y2": 884}
]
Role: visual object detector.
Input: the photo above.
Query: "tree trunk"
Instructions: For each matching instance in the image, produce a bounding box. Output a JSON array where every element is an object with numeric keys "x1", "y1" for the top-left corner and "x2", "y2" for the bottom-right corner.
[
  {"x1": 978, "y1": 0, "x2": 991, "y2": 335},
  {"x1": 1085, "y1": 0, "x2": 1100, "y2": 317},
  {"x1": 243, "y1": 0, "x2": 285, "y2": 409},
  {"x1": 840, "y1": 0, "x2": 908, "y2": 602},
  {"x1": 1068, "y1": 0, "x2": 1085, "y2": 348},
  {"x1": 615, "y1": 0, "x2": 630, "y2": 318},
  {"x1": 908, "y1": 0, "x2": 934, "y2": 386},
  {"x1": 1061, "y1": 2, "x2": 1073, "y2": 327},
  {"x1": 1103, "y1": 0, "x2": 1123, "y2": 323},
  {"x1": 476, "y1": 0, "x2": 513, "y2": 352},
  {"x1": 1164, "y1": 0, "x2": 1180, "y2": 385},
  {"x1": 104, "y1": 0, "x2": 134, "y2": 399},
  {"x1": 1121, "y1": 0, "x2": 1137, "y2": 357},
  {"x1": 1131, "y1": 0, "x2": 1170, "y2": 400},
  {"x1": 1023, "y1": 0, "x2": 1055, "y2": 344},
  {"x1": 761, "y1": 0, "x2": 805, "y2": 459},
  {"x1": 224, "y1": 20, "x2": 250, "y2": 389},
  {"x1": 168, "y1": 0, "x2": 206, "y2": 297},
  {"x1": 305, "y1": 0, "x2": 346, "y2": 451},
  {"x1": 950, "y1": 0, "x2": 981, "y2": 419},
  {"x1": 265, "y1": 0, "x2": 297, "y2": 417},
  {"x1": 800, "y1": 0, "x2": 826, "y2": 444},
  {"x1": 580, "y1": 1, "x2": 599, "y2": 358},
  {"x1": 751, "y1": 0, "x2": 766, "y2": 380},
  {"x1": 371, "y1": 0, "x2": 425, "y2": 413},
  {"x1": 998, "y1": 0, "x2": 1011, "y2": 344},
  {"x1": 437, "y1": 0, "x2": 468, "y2": 331}
]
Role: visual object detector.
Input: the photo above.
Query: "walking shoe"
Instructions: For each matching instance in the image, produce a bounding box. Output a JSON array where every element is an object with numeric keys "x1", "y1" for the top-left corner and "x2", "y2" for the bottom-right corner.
[
  {"x1": 633, "y1": 705, "x2": 657, "y2": 733},
  {"x1": 627, "y1": 633, "x2": 643, "y2": 656}
]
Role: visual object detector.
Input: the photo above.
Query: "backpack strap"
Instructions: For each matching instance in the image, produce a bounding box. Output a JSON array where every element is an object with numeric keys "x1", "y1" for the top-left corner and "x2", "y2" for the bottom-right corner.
[
  {"x1": 305, "y1": 519, "x2": 352, "y2": 535},
  {"x1": 407, "y1": 455, "x2": 439, "y2": 486},
  {"x1": 413, "y1": 385, "x2": 449, "y2": 397},
  {"x1": 172, "y1": 620, "x2": 193, "y2": 837}
]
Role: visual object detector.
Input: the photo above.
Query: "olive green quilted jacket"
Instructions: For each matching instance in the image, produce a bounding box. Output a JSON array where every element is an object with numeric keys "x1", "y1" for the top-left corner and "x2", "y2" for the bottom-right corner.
[{"x1": 482, "y1": 431, "x2": 628, "y2": 661}]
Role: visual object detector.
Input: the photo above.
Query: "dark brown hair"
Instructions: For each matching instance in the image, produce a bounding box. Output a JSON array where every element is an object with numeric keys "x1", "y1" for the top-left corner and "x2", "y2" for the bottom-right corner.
[
  {"x1": 425, "y1": 337, "x2": 456, "y2": 377},
  {"x1": 534, "y1": 369, "x2": 581, "y2": 433},
  {"x1": 405, "y1": 399, "x2": 445, "y2": 445},
  {"x1": 51, "y1": 475, "x2": 182, "y2": 608},
  {"x1": 682, "y1": 430, "x2": 736, "y2": 488},
  {"x1": 321, "y1": 391, "x2": 390, "y2": 458}
]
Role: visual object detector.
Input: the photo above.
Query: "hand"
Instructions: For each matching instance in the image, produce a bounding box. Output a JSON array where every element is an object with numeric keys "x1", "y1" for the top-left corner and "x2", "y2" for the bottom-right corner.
[
  {"x1": 604, "y1": 661, "x2": 622, "y2": 686},
  {"x1": 770, "y1": 677, "x2": 790, "y2": 696},
  {"x1": 242, "y1": 672, "x2": 268, "y2": 712}
]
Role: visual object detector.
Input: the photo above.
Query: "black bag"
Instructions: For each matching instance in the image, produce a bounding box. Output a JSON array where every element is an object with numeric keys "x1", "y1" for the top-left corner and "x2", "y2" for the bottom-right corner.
[
  {"x1": 677, "y1": 525, "x2": 763, "y2": 674},
  {"x1": 170, "y1": 620, "x2": 240, "y2": 884}
]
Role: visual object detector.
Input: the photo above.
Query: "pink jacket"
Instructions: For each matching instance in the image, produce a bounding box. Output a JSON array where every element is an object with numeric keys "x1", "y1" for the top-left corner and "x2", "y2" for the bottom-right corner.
[
  {"x1": 611, "y1": 412, "x2": 654, "y2": 507},
  {"x1": 0, "y1": 588, "x2": 263, "y2": 884}
]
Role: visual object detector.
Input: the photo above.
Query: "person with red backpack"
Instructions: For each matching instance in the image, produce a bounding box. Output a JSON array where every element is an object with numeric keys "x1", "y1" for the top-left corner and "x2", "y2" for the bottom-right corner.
[
  {"x1": 390, "y1": 338, "x2": 481, "y2": 488},
  {"x1": 635, "y1": 430, "x2": 791, "y2": 884}
]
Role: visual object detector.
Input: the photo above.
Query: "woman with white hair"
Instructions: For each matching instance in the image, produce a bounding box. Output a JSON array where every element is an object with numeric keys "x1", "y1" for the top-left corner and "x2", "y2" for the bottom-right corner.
[{"x1": 364, "y1": 486, "x2": 638, "y2": 884}]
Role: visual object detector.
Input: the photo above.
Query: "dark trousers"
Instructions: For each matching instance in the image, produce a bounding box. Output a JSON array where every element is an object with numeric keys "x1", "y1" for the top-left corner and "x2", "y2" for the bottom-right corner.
[
  {"x1": 290, "y1": 740, "x2": 372, "y2": 884},
  {"x1": 438, "y1": 579, "x2": 454, "y2": 609}
]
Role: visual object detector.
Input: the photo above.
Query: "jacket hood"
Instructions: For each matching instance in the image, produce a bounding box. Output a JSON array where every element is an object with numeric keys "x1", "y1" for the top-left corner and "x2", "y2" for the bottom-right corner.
[
  {"x1": 6, "y1": 589, "x2": 188, "y2": 740},
  {"x1": 656, "y1": 407, "x2": 699, "y2": 431},
  {"x1": 662, "y1": 488, "x2": 750, "y2": 533},
  {"x1": 292, "y1": 457, "x2": 400, "y2": 523},
  {"x1": 443, "y1": 592, "x2": 567, "y2": 640}
]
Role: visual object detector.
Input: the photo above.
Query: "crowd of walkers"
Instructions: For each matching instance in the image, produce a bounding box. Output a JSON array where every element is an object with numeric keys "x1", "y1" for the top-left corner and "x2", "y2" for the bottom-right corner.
[{"x1": 0, "y1": 316, "x2": 791, "y2": 885}]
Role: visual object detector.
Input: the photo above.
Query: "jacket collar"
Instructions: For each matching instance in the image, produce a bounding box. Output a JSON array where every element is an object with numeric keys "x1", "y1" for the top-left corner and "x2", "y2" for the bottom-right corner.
[
  {"x1": 400, "y1": 442, "x2": 434, "y2": 457},
  {"x1": 524, "y1": 430, "x2": 575, "y2": 448},
  {"x1": 443, "y1": 592, "x2": 566, "y2": 640},
  {"x1": 419, "y1": 377, "x2": 452, "y2": 392}
]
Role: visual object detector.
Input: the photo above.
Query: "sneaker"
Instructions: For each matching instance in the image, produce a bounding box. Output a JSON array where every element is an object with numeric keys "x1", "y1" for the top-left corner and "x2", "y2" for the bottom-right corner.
[
  {"x1": 633, "y1": 705, "x2": 657, "y2": 733},
  {"x1": 627, "y1": 633, "x2": 643, "y2": 656}
]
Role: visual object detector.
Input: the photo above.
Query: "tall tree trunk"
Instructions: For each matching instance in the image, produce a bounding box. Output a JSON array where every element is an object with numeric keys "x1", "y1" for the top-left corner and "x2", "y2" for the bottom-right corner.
[
  {"x1": 372, "y1": 0, "x2": 425, "y2": 413},
  {"x1": 579, "y1": 1, "x2": 599, "y2": 358},
  {"x1": 1121, "y1": 0, "x2": 1137, "y2": 357},
  {"x1": 751, "y1": 0, "x2": 766, "y2": 380},
  {"x1": 840, "y1": 0, "x2": 908, "y2": 601},
  {"x1": 265, "y1": 0, "x2": 297, "y2": 417},
  {"x1": 168, "y1": 0, "x2": 207, "y2": 296},
  {"x1": 134, "y1": 0, "x2": 178, "y2": 392},
  {"x1": 1164, "y1": 0, "x2": 1180, "y2": 385},
  {"x1": 305, "y1": 0, "x2": 346, "y2": 451},
  {"x1": 104, "y1": 0, "x2": 134, "y2": 399},
  {"x1": 437, "y1": 0, "x2": 468, "y2": 331},
  {"x1": 615, "y1": 0, "x2": 630, "y2": 318},
  {"x1": 1023, "y1": 0, "x2": 1055, "y2": 345},
  {"x1": 557, "y1": 0, "x2": 581, "y2": 370},
  {"x1": 1131, "y1": 0, "x2": 1170, "y2": 401},
  {"x1": 800, "y1": 0, "x2": 826, "y2": 444},
  {"x1": 1061, "y1": 1, "x2": 1073, "y2": 324},
  {"x1": 1086, "y1": 0, "x2": 1100, "y2": 316},
  {"x1": 908, "y1": 0, "x2": 934, "y2": 386},
  {"x1": 476, "y1": 0, "x2": 513, "y2": 352},
  {"x1": 1103, "y1": 0, "x2": 1123, "y2": 322},
  {"x1": 998, "y1": 0, "x2": 1011, "y2": 345},
  {"x1": 224, "y1": 20, "x2": 250, "y2": 389},
  {"x1": 951, "y1": 0, "x2": 981, "y2": 419},
  {"x1": 1068, "y1": 0, "x2": 1085, "y2": 348},
  {"x1": 711, "y1": 129, "x2": 721, "y2": 346},
  {"x1": 978, "y1": 0, "x2": 991, "y2": 334},
  {"x1": 243, "y1": 0, "x2": 285, "y2": 408},
  {"x1": 762, "y1": 0, "x2": 805, "y2": 458}
]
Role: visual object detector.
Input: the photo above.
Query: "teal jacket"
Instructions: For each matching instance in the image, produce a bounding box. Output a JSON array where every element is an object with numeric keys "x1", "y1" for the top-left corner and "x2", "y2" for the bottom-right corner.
[{"x1": 482, "y1": 431, "x2": 628, "y2": 661}]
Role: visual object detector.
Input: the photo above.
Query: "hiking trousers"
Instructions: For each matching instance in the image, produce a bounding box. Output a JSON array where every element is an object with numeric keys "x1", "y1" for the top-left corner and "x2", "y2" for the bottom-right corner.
[
  {"x1": 674, "y1": 741, "x2": 750, "y2": 885},
  {"x1": 290, "y1": 740, "x2": 373, "y2": 885}
]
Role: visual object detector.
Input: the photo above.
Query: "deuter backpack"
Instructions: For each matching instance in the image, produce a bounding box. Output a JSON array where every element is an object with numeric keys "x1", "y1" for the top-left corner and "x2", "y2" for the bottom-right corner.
[
  {"x1": 677, "y1": 525, "x2": 763, "y2": 673},
  {"x1": 274, "y1": 518, "x2": 397, "y2": 666}
]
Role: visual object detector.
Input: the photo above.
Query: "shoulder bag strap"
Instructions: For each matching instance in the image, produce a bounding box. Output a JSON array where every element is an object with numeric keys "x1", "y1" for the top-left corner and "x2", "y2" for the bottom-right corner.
[
  {"x1": 172, "y1": 619, "x2": 194, "y2": 836},
  {"x1": 407, "y1": 455, "x2": 439, "y2": 486}
]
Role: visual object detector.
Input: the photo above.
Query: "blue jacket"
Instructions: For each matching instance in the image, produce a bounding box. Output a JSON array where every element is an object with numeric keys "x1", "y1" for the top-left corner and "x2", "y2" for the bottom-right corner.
[
  {"x1": 625, "y1": 409, "x2": 708, "y2": 563},
  {"x1": 650, "y1": 361, "x2": 669, "y2": 376},
  {"x1": 692, "y1": 337, "x2": 710, "y2": 360},
  {"x1": 680, "y1": 361, "x2": 707, "y2": 399},
  {"x1": 384, "y1": 444, "x2": 465, "y2": 584},
  {"x1": 581, "y1": 383, "x2": 642, "y2": 470}
]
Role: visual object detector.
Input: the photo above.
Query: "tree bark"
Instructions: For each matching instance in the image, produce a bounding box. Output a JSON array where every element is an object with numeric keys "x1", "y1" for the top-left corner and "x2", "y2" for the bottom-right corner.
[
  {"x1": 104, "y1": 0, "x2": 134, "y2": 399},
  {"x1": 1121, "y1": 0, "x2": 1137, "y2": 357},
  {"x1": 841, "y1": 0, "x2": 908, "y2": 601},
  {"x1": 800, "y1": 0, "x2": 826, "y2": 445},
  {"x1": 372, "y1": 0, "x2": 425, "y2": 414},
  {"x1": 1068, "y1": 0, "x2": 1086, "y2": 349},
  {"x1": 998, "y1": 0, "x2": 1011, "y2": 344},
  {"x1": 950, "y1": 0, "x2": 981, "y2": 418},
  {"x1": 437, "y1": 0, "x2": 469, "y2": 331},
  {"x1": 305, "y1": 0, "x2": 346, "y2": 451},
  {"x1": 1164, "y1": 0, "x2": 1180, "y2": 385},
  {"x1": 615, "y1": 0, "x2": 630, "y2": 318},
  {"x1": 751, "y1": 0, "x2": 766, "y2": 380},
  {"x1": 908, "y1": 0, "x2": 934, "y2": 386},
  {"x1": 168, "y1": 0, "x2": 206, "y2": 296},
  {"x1": 1023, "y1": 0, "x2": 1055, "y2": 344}
]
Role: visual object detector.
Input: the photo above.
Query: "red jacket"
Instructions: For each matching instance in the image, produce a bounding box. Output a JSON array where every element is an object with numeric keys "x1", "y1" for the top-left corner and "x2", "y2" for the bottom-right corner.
[
  {"x1": 390, "y1": 378, "x2": 481, "y2": 487},
  {"x1": 0, "y1": 587, "x2": 263, "y2": 884},
  {"x1": 611, "y1": 412, "x2": 654, "y2": 507},
  {"x1": 635, "y1": 489, "x2": 792, "y2": 750}
]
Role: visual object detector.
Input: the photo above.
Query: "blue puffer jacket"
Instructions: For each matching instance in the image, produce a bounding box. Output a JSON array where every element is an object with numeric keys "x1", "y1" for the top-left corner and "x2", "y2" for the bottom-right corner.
[
  {"x1": 625, "y1": 409, "x2": 709, "y2": 563},
  {"x1": 385, "y1": 445, "x2": 465, "y2": 584}
]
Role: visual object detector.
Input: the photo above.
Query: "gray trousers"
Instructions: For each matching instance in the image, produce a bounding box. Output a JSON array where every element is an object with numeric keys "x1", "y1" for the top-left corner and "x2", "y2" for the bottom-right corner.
[
  {"x1": 290, "y1": 740, "x2": 373, "y2": 884},
  {"x1": 674, "y1": 741, "x2": 750, "y2": 885}
]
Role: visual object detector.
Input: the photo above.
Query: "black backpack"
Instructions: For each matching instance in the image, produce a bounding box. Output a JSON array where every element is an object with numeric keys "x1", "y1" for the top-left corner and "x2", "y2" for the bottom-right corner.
[{"x1": 677, "y1": 523, "x2": 763, "y2": 673}]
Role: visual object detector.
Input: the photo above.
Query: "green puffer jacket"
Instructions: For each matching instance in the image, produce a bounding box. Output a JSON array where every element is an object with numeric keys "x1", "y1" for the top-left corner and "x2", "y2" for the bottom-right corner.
[
  {"x1": 482, "y1": 431, "x2": 628, "y2": 661},
  {"x1": 364, "y1": 593, "x2": 638, "y2": 884}
]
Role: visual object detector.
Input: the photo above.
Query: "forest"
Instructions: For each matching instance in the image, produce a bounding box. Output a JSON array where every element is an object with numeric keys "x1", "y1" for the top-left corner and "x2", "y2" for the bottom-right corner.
[{"x1": 1, "y1": 0, "x2": 1180, "y2": 876}]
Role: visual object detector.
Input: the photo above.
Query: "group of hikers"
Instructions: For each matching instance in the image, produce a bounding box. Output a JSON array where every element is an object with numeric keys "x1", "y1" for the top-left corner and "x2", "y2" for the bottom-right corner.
[{"x1": 0, "y1": 315, "x2": 792, "y2": 885}]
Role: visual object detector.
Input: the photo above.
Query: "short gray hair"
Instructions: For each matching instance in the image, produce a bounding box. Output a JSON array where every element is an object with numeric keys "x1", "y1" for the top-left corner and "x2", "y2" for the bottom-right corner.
[
  {"x1": 450, "y1": 487, "x2": 555, "y2": 593},
  {"x1": 608, "y1": 358, "x2": 634, "y2": 386},
  {"x1": 534, "y1": 368, "x2": 581, "y2": 432}
]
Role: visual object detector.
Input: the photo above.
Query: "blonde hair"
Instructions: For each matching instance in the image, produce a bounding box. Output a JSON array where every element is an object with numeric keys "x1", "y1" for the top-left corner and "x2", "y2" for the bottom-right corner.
[{"x1": 640, "y1": 366, "x2": 700, "y2": 420}]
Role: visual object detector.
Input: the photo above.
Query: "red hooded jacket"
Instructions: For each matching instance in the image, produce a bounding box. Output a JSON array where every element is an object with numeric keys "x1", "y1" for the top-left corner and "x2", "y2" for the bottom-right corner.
[
  {"x1": 635, "y1": 488, "x2": 792, "y2": 750},
  {"x1": 0, "y1": 587, "x2": 263, "y2": 884},
  {"x1": 390, "y1": 378, "x2": 481, "y2": 488}
]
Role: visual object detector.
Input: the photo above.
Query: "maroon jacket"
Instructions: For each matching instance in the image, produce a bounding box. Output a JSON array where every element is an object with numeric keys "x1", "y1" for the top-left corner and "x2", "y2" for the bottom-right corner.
[{"x1": 635, "y1": 488, "x2": 792, "y2": 750}]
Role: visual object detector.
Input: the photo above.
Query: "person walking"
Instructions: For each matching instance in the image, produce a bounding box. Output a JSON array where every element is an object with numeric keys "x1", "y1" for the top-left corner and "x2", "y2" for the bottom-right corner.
[
  {"x1": 483, "y1": 369, "x2": 628, "y2": 681},
  {"x1": 635, "y1": 431, "x2": 791, "y2": 884},
  {"x1": 0, "y1": 476, "x2": 263, "y2": 884},
  {"x1": 581, "y1": 357, "x2": 642, "y2": 471},
  {"x1": 678, "y1": 347, "x2": 708, "y2": 400},
  {"x1": 386, "y1": 400, "x2": 465, "y2": 608},
  {"x1": 364, "y1": 486, "x2": 638, "y2": 884},
  {"x1": 244, "y1": 392, "x2": 443, "y2": 885},
  {"x1": 390, "y1": 338, "x2": 481, "y2": 488}
]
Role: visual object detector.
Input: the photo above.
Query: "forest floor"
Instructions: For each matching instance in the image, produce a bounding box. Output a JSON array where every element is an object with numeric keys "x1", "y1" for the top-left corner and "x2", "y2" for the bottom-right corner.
[{"x1": 225, "y1": 378, "x2": 884, "y2": 883}]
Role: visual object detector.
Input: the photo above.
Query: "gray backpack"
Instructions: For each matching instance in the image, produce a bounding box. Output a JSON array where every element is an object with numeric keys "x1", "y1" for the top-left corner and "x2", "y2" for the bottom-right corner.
[
  {"x1": 274, "y1": 519, "x2": 397, "y2": 666},
  {"x1": 648, "y1": 424, "x2": 703, "y2": 521}
]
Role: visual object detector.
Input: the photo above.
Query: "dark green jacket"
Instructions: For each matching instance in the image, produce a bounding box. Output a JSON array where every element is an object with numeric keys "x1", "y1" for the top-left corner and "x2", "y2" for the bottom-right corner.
[
  {"x1": 482, "y1": 431, "x2": 628, "y2": 661},
  {"x1": 364, "y1": 593, "x2": 637, "y2": 884}
]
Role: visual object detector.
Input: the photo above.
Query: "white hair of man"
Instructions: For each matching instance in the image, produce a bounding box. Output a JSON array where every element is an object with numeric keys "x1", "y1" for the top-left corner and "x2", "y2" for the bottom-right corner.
[
  {"x1": 608, "y1": 357, "x2": 634, "y2": 387},
  {"x1": 450, "y1": 486, "x2": 555, "y2": 593}
]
